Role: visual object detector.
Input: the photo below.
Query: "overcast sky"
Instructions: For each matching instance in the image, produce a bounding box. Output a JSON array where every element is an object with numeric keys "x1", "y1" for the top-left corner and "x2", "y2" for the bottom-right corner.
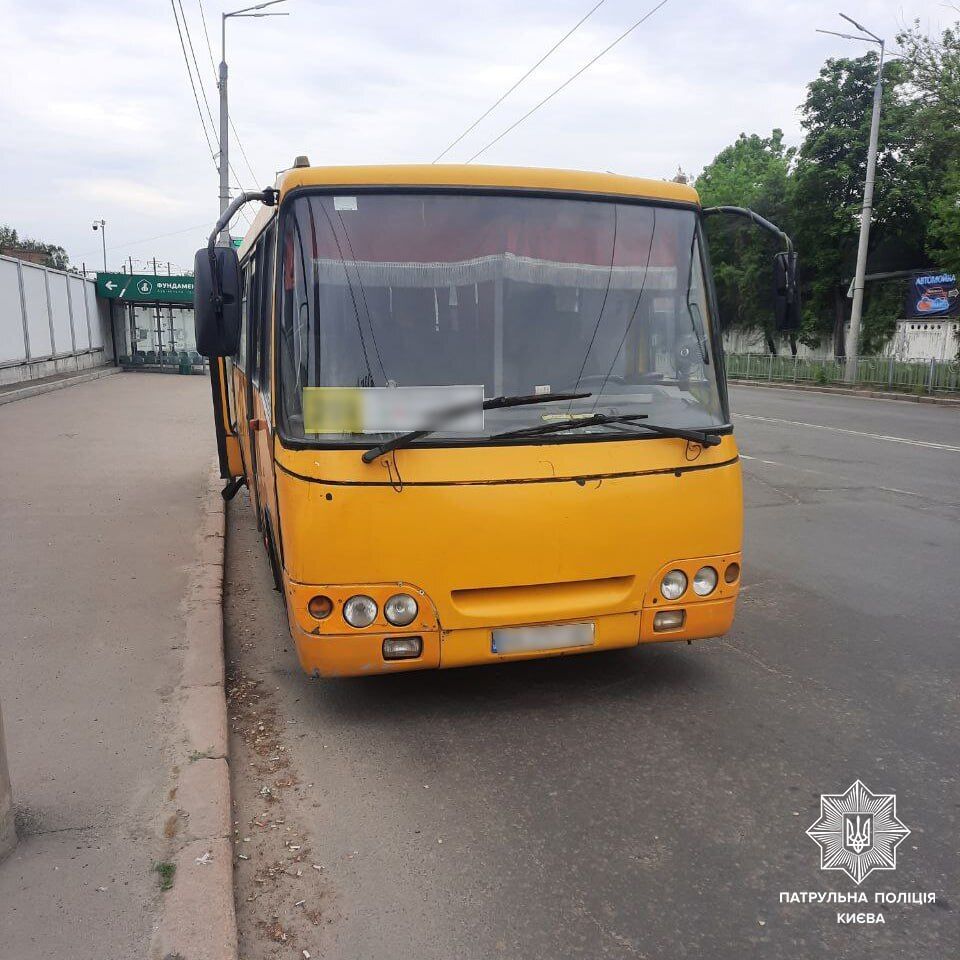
[{"x1": 0, "y1": 0, "x2": 952, "y2": 274}]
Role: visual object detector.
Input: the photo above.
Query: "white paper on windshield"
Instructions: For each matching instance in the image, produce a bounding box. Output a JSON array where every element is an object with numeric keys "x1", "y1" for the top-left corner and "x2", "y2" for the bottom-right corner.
[{"x1": 333, "y1": 196, "x2": 357, "y2": 211}]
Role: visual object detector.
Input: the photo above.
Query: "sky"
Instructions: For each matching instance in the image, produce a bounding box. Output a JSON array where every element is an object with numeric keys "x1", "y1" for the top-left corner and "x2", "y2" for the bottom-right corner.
[{"x1": 0, "y1": 0, "x2": 953, "y2": 275}]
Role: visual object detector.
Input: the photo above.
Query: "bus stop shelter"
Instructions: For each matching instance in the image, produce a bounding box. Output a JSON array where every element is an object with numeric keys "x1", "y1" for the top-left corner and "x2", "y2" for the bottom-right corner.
[{"x1": 96, "y1": 271, "x2": 203, "y2": 370}]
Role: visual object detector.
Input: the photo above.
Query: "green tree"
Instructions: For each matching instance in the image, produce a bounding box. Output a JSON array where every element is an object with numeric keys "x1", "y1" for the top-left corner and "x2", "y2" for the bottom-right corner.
[
  {"x1": 897, "y1": 20, "x2": 960, "y2": 274},
  {"x1": 791, "y1": 52, "x2": 920, "y2": 355},
  {"x1": 0, "y1": 225, "x2": 69, "y2": 270},
  {"x1": 696, "y1": 131, "x2": 796, "y2": 352}
]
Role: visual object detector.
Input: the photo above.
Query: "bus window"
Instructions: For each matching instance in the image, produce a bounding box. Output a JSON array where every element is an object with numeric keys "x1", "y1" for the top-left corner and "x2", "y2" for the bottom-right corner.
[
  {"x1": 246, "y1": 253, "x2": 260, "y2": 386},
  {"x1": 258, "y1": 224, "x2": 277, "y2": 419}
]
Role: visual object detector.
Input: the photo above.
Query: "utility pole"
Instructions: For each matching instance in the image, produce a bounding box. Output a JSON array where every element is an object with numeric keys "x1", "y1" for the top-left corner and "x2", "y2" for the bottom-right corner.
[
  {"x1": 91, "y1": 219, "x2": 107, "y2": 271},
  {"x1": 817, "y1": 13, "x2": 885, "y2": 382},
  {"x1": 219, "y1": 1, "x2": 289, "y2": 245},
  {"x1": 0, "y1": 699, "x2": 16, "y2": 862}
]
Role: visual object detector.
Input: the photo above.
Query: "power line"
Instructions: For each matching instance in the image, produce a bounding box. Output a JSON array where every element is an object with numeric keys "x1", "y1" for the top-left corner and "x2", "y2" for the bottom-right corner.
[
  {"x1": 230, "y1": 118, "x2": 260, "y2": 186},
  {"x1": 74, "y1": 222, "x2": 213, "y2": 263},
  {"x1": 177, "y1": 0, "x2": 218, "y2": 142},
  {"x1": 467, "y1": 0, "x2": 674, "y2": 163},
  {"x1": 170, "y1": 0, "x2": 217, "y2": 160},
  {"x1": 196, "y1": 0, "x2": 217, "y2": 74},
  {"x1": 432, "y1": 0, "x2": 609, "y2": 163},
  {"x1": 170, "y1": 0, "x2": 254, "y2": 229},
  {"x1": 196, "y1": 0, "x2": 260, "y2": 186}
]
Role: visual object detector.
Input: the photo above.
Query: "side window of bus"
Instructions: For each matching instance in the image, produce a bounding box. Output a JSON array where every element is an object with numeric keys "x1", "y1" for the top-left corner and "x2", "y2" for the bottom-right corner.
[
  {"x1": 247, "y1": 253, "x2": 260, "y2": 387},
  {"x1": 237, "y1": 262, "x2": 249, "y2": 373},
  {"x1": 258, "y1": 224, "x2": 276, "y2": 418}
]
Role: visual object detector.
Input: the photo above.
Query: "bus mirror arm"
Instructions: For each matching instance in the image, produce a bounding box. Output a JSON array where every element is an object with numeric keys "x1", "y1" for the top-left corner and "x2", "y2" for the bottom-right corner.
[
  {"x1": 194, "y1": 187, "x2": 277, "y2": 358},
  {"x1": 702, "y1": 206, "x2": 801, "y2": 332},
  {"x1": 205, "y1": 187, "x2": 279, "y2": 309}
]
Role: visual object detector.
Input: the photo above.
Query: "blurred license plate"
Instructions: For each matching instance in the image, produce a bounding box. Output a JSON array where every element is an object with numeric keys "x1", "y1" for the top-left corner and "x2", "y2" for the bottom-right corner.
[{"x1": 491, "y1": 622, "x2": 595, "y2": 654}]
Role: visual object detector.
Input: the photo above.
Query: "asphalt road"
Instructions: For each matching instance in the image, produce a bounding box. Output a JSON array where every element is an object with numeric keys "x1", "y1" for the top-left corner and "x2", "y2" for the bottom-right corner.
[{"x1": 225, "y1": 385, "x2": 959, "y2": 960}]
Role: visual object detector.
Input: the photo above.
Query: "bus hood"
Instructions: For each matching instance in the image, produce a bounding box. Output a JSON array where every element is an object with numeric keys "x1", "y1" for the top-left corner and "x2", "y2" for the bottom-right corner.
[{"x1": 274, "y1": 435, "x2": 742, "y2": 630}]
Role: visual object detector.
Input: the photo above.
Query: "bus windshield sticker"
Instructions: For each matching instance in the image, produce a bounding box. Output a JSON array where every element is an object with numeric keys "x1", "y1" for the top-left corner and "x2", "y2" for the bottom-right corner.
[
  {"x1": 302, "y1": 385, "x2": 484, "y2": 434},
  {"x1": 333, "y1": 196, "x2": 358, "y2": 211}
]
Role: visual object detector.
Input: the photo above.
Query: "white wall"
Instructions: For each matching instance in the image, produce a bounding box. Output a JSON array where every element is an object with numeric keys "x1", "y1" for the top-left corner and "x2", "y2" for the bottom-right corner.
[
  {"x1": 886, "y1": 319, "x2": 960, "y2": 361},
  {"x1": 0, "y1": 254, "x2": 112, "y2": 386}
]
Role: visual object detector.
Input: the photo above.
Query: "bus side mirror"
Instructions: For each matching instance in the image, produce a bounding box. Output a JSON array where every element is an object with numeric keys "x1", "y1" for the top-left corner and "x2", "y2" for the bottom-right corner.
[
  {"x1": 774, "y1": 251, "x2": 801, "y2": 331},
  {"x1": 193, "y1": 246, "x2": 242, "y2": 357}
]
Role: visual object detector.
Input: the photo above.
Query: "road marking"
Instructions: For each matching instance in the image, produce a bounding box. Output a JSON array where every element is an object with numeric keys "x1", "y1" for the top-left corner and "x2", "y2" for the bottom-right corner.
[
  {"x1": 740, "y1": 450, "x2": 951, "y2": 502},
  {"x1": 734, "y1": 414, "x2": 960, "y2": 453}
]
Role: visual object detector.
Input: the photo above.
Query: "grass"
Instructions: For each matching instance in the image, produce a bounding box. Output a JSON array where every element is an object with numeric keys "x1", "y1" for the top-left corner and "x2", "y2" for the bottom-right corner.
[
  {"x1": 154, "y1": 860, "x2": 176, "y2": 892},
  {"x1": 188, "y1": 747, "x2": 214, "y2": 762}
]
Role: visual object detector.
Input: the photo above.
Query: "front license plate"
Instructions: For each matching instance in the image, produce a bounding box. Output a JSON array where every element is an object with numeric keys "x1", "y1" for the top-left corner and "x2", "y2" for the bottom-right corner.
[{"x1": 491, "y1": 622, "x2": 595, "y2": 655}]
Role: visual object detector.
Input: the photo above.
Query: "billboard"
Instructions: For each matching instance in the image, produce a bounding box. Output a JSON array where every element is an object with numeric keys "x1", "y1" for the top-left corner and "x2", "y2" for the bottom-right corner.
[{"x1": 905, "y1": 272, "x2": 959, "y2": 318}]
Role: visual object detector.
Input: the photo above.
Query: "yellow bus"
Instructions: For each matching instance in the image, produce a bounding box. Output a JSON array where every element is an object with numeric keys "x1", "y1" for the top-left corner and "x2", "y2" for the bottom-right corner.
[{"x1": 194, "y1": 163, "x2": 797, "y2": 677}]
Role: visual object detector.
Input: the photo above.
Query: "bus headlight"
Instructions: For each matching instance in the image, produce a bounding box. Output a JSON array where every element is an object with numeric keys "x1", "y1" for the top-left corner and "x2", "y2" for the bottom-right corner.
[
  {"x1": 692, "y1": 566, "x2": 718, "y2": 596},
  {"x1": 384, "y1": 593, "x2": 418, "y2": 626},
  {"x1": 660, "y1": 569, "x2": 688, "y2": 600},
  {"x1": 307, "y1": 595, "x2": 333, "y2": 619},
  {"x1": 343, "y1": 595, "x2": 378, "y2": 628}
]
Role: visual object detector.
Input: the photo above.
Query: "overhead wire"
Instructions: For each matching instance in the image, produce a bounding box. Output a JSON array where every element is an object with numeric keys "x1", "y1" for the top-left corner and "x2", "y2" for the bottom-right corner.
[
  {"x1": 170, "y1": 0, "x2": 217, "y2": 161},
  {"x1": 196, "y1": 0, "x2": 261, "y2": 187},
  {"x1": 466, "y1": 0, "x2": 673, "y2": 162},
  {"x1": 431, "y1": 0, "x2": 609, "y2": 163},
  {"x1": 170, "y1": 0, "x2": 253, "y2": 228}
]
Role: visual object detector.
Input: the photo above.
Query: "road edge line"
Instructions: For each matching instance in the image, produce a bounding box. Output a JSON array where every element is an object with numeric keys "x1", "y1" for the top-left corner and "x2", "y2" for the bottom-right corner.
[{"x1": 152, "y1": 461, "x2": 237, "y2": 960}]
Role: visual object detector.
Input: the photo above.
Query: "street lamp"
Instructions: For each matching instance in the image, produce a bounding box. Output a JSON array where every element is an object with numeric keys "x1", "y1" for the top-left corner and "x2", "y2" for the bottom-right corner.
[
  {"x1": 91, "y1": 219, "x2": 107, "y2": 272},
  {"x1": 218, "y1": 0, "x2": 290, "y2": 245},
  {"x1": 816, "y1": 13, "x2": 885, "y2": 383}
]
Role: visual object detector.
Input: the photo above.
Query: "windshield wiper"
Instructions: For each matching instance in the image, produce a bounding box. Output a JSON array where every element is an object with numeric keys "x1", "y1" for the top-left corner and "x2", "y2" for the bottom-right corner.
[
  {"x1": 492, "y1": 412, "x2": 722, "y2": 447},
  {"x1": 361, "y1": 391, "x2": 591, "y2": 463}
]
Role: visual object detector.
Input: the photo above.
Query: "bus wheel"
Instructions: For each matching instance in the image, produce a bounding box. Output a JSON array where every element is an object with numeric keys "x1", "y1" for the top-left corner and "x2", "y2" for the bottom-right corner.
[{"x1": 263, "y1": 519, "x2": 283, "y2": 593}]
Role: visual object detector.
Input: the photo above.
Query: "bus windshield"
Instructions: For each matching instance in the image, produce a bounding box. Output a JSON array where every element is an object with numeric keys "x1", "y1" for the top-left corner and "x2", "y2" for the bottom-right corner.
[{"x1": 278, "y1": 191, "x2": 725, "y2": 444}]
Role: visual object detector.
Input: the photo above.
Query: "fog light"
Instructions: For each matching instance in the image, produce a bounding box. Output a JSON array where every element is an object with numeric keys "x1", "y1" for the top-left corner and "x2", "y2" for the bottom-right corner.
[
  {"x1": 382, "y1": 636, "x2": 423, "y2": 660},
  {"x1": 307, "y1": 595, "x2": 333, "y2": 619},
  {"x1": 384, "y1": 593, "x2": 418, "y2": 626},
  {"x1": 343, "y1": 595, "x2": 377, "y2": 628},
  {"x1": 653, "y1": 610, "x2": 686, "y2": 632},
  {"x1": 660, "y1": 569, "x2": 688, "y2": 600},
  {"x1": 724, "y1": 562, "x2": 741, "y2": 584},
  {"x1": 693, "y1": 566, "x2": 718, "y2": 596}
]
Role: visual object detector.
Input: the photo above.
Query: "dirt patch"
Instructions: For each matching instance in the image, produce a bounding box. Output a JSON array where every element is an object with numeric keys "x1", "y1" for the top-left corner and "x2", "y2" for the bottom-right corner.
[{"x1": 224, "y1": 499, "x2": 335, "y2": 959}]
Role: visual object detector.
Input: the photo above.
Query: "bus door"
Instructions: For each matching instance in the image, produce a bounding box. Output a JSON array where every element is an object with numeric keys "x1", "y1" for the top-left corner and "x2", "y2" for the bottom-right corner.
[
  {"x1": 209, "y1": 355, "x2": 244, "y2": 479},
  {"x1": 250, "y1": 225, "x2": 280, "y2": 536},
  {"x1": 236, "y1": 251, "x2": 261, "y2": 524}
]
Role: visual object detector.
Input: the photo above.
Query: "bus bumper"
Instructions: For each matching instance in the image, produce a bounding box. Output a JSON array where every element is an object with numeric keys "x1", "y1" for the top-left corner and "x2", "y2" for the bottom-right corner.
[{"x1": 290, "y1": 596, "x2": 736, "y2": 677}]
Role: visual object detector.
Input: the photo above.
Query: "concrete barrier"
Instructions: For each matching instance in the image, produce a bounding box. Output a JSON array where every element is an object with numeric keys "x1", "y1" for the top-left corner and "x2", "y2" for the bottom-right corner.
[{"x1": 0, "y1": 699, "x2": 16, "y2": 861}]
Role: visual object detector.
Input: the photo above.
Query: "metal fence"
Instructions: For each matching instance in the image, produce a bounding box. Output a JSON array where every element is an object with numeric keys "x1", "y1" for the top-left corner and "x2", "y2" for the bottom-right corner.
[
  {"x1": 725, "y1": 353, "x2": 960, "y2": 394},
  {"x1": 0, "y1": 254, "x2": 111, "y2": 385}
]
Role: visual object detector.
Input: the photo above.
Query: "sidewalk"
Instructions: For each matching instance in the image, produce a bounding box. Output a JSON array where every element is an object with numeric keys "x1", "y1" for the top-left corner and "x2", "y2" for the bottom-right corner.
[
  {"x1": 728, "y1": 376, "x2": 960, "y2": 406},
  {"x1": 0, "y1": 373, "x2": 216, "y2": 960},
  {"x1": 0, "y1": 365, "x2": 120, "y2": 405}
]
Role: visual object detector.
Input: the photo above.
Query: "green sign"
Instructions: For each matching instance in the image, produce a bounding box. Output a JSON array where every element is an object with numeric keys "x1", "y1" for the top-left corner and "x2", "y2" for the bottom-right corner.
[{"x1": 96, "y1": 272, "x2": 194, "y2": 304}]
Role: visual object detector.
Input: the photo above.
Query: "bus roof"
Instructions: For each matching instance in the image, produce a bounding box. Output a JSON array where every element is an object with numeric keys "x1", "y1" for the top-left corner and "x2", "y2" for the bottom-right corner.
[
  {"x1": 237, "y1": 164, "x2": 699, "y2": 256},
  {"x1": 276, "y1": 164, "x2": 699, "y2": 206}
]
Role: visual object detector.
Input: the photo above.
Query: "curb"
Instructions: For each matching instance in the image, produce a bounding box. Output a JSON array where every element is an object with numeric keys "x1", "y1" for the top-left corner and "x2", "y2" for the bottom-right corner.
[
  {"x1": 729, "y1": 378, "x2": 960, "y2": 407},
  {"x1": 152, "y1": 462, "x2": 237, "y2": 960},
  {"x1": 0, "y1": 365, "x2": 121, "y2": 406}
]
